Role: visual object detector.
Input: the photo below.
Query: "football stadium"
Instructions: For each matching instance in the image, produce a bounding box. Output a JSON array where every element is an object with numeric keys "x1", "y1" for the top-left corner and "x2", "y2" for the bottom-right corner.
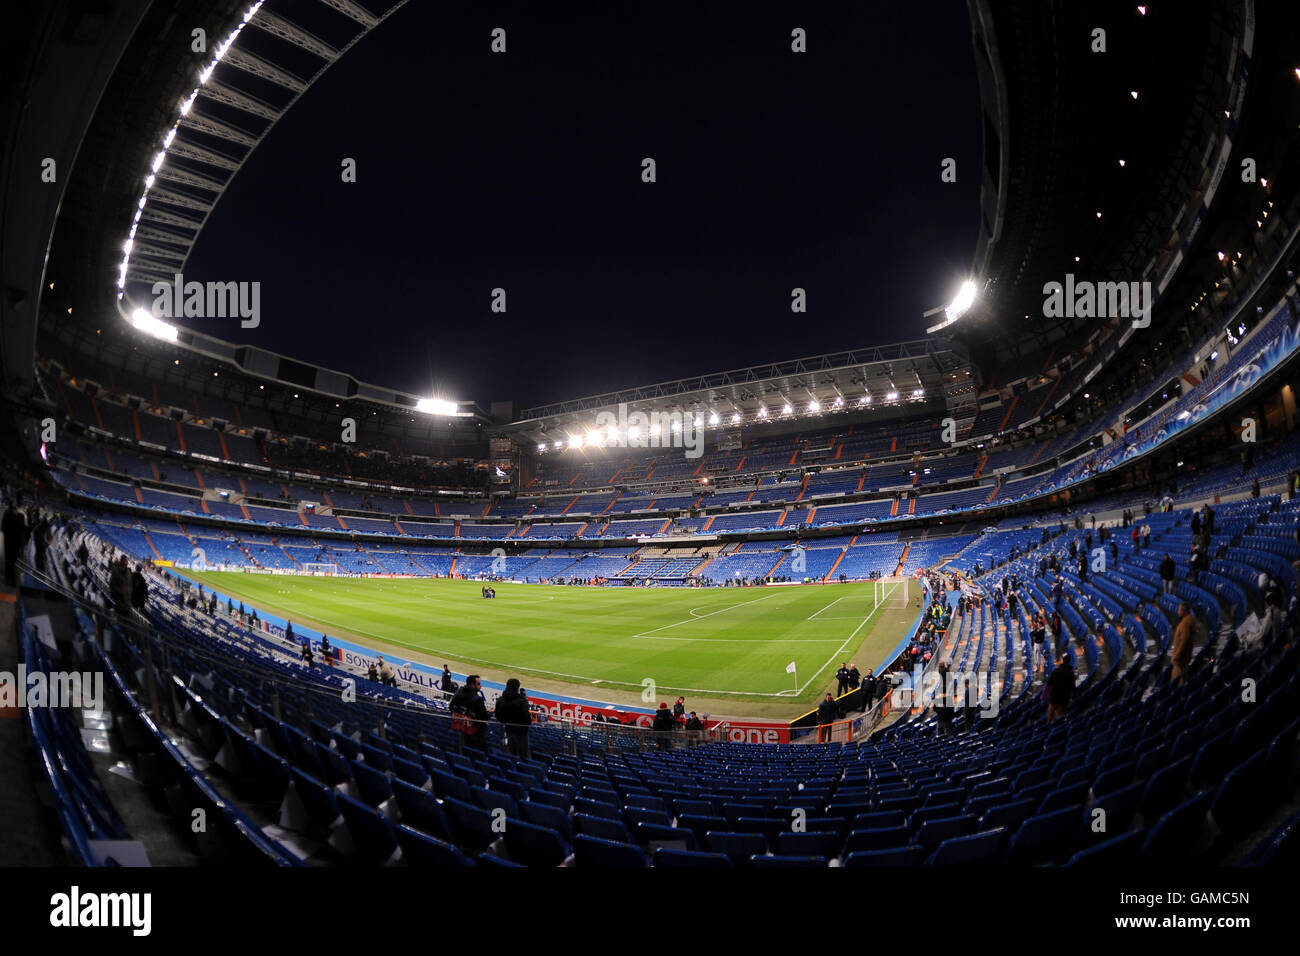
[{"x1": 1, "y1": 0, "x2": 1298, "y2": 912}]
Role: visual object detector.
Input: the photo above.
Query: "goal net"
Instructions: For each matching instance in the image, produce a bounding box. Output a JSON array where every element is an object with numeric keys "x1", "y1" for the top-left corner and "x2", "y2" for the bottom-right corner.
[
  {"x1": 872, "y1": 576, "x2": 911, "y2": 610},
  {"x1": 302, "y1": 563, "x2": 338, "y2": 576}
]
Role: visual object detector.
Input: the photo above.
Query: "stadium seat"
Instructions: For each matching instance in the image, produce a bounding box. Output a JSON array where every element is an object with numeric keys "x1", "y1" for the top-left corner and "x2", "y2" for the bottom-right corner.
[
  {"x1": 1006, "y1": 804, "x2": 1081, "y2": 865},
  {"x1": 704, "y1": 831, "x2": 768, "y2": 864},
  {"x1": 503, "y1": 819, "x2": 571, "y2": 866},
  {"x1": 1138, "y1": 791, "x2": 1213, "y2": 864},
  {"x1": 572, "y1": 834, "x2": 650, "y2": 867},
  {"x1": 1068, "y1": 829, "x2": 1145, "y2": 866},
  {"x1": 842, "y1": 846, "x2": 925, "y2": 867},
  {"x1": 924, "y1": 827, "x2": 1008, "y2": 866},
  {"x1": 653, "y1": 847, "x2": 733, "y2": 868},
  {"x1": 337, "y1": 793, "x2": 398, "y2": 863},
  {"x1": 396, "y1": 825, "x2": 475, "y2": 867}
]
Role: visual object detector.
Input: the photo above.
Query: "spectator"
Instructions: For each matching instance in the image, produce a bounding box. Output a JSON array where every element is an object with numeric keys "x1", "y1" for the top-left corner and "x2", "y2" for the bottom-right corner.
[
  {"x1": 672, "y1": 697, "x2": 686, "y2": 721},
  {"x1": 1141, "y1": 523, "x2": 1151, "y2": 549},
  {"x1": 130, "y1": 564, "x2": 148, "y2": 614},
  {"x1": 110, "y1": 555, "x2": 133, "y2": 618},
  {"x1": 1159, "y1": 553, "x2": 1176, "y2": 594},
  {"x1": 816, "y1": 693, "x2": 838, "y2": 743},
  {"x1": 367, "y1": 662, "x2": 378, "y2": 682},
  {"x1": 652, "y1": 702, "x2": 675, "y2": 749},
  {"x1": 494, "y1": 678, "x2": 532, "y2": 759},
  {"x1": 451, "y1": 675, "x2": 490, "y2": 752},
  {"x1": 835, "y1": 662, "x2": 850, "y2": 696},
  {"x1": 300, "y1": 641, "x2": 314, "y2": 668},
  {"x1": 1171, "y1": 603, "x2": 1195, "y2": 686},
  {"x1": 934, "y1": 663, "x2": 955, "y2": 736},
  {"x1": 847, "y1": 662, "x2": 860, "y2": 689},
  {"x1": 377, "y1": 655, "x2": 397, "y2": 687},
  {"x1": 441, "y1": 664, "x2": 456, "y2": 694},
  {"x1": 1188, "y1": 544, "x2": 1207, "y2": 585},
  {"x1": 1046, "y1": 654, "x2": 1073, "y2": 721}
]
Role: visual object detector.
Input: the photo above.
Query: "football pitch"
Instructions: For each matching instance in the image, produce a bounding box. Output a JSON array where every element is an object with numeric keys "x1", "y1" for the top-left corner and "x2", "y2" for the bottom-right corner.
[{"x1": 183, "y1": 573, "x2": 919, "y2": 715}]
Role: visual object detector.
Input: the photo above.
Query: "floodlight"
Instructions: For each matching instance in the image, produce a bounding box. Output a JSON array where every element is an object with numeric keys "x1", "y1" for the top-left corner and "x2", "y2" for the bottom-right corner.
[
  {"x1": 130, "y1": 308, "x2": 178, "y2": 342},
  {"x1": 925, "y1": 279, "x2": 977, "y2": 333},
  {"x1": 416, "y1": 398, "x2": 458, "y2": 415}
]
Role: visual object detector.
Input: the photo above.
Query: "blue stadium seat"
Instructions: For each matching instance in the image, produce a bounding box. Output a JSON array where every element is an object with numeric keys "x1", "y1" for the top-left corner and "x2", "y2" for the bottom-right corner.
[
  {"x1": 503, "y1": 818, "x2": 571, "y2": 866},
  {"x1": 1068, "y1": 828, "x2": 1144, "y2": 865},
  {"x1": 1006, "y1": 804, "x2": 1081, "y2": 864},
  {"x1": 572, "y1": 834, "x2": 650, "y2": 867},
  {"x1": 1138, "y1": 791, "x2": 1213, "y2": 864},
  {"x1": 396, "y1": 825, "x2": 475, "y2": 867},
  {"x1": 653, "y1": 848, "x2": 733, "y2": 868},
  {"x1": 703, "y1": 831, "x2": 767, "y2": 864},
  {"x1": 843, "y1": 846, "x2": 924, "y2": 867},
  {"x1": 391, "y1": 779, "x2": 451, "y2": 841},
  {"x1": 573, "y1": 813, "x2": 633, "y2": 844},
  {"x1": 776, "y1": 831, "x2": 842, "y2": 858},
  {"x1": 337, "y1": 793, "x2": 398, "y2": 863},
  {"x1": 924, "y1": 827, "x2": 1008, "y2": 866},
  {"x1": 520, "y1": 801, "x2": 573, "y2": 841}
]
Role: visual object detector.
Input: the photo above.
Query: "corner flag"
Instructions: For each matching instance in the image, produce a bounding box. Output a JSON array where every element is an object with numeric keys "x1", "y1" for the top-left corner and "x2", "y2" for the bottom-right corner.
[{"x1": 785, "y1": 661, "x2": 797, "y2": 674}]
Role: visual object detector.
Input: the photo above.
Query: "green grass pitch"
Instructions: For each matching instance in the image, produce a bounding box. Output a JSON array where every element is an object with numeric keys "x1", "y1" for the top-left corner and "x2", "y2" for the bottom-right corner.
[{"x1": 184, "y1": 573, "x2": 915, "y2": 711}]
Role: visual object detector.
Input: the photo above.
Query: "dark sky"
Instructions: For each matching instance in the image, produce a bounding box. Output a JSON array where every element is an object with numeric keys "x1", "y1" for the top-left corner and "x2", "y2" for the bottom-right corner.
[{"x1": 185, "y1": 1, "x2": 981, "y2": 411}]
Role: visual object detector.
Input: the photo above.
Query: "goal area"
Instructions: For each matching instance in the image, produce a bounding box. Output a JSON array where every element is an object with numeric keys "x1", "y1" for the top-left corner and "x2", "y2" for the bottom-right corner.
[
  {"x1": 302, "y1": 563, "x2": 338, "y2": 576},
  {"x1": 871, "y1": 576, "x2": 911, "y2": 610}
]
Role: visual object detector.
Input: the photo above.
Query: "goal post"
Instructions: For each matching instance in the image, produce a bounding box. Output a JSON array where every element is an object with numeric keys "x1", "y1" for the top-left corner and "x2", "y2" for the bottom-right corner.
[
  {"x1": 873, "y1": 576, "x2": 910, "y2": 610},
  {"x1": 302, "y1": 563, "x2": 338, "y2": 576}
]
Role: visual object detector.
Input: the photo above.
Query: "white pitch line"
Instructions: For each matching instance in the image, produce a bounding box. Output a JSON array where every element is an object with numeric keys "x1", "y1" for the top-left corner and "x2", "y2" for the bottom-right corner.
[
  {"x1": 632, "y1": 592, "x2": 781, "y2": 638},
  {"x1": 798, "y1": 583, "x2": 898, "y2": 694},
  {"x1": 806, "y1": 594, "x2": 848, "y2": 621}
]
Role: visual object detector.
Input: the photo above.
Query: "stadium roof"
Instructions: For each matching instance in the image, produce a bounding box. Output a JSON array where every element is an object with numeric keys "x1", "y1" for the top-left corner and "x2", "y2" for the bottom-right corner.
[{"x1": 506, "y1": 338, "x2": 977, "y2": 445}]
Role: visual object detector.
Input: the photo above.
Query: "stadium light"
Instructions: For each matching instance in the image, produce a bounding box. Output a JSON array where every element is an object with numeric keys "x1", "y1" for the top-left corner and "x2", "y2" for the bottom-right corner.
[
  {"x1": 708, "y1": 411, "x2": 719, "y2": 426},
  {"x1": 569, "y1": 433, "x2": 583, "y2": 448},
  {"x1": 731, "y1": 412, "x2": 741, "y2": 424},
  {"x1": 757, "y1": 407, "x2": 768, "y2": 419},
  {"x1": 537, "y1": 443, "x2": 547, "y2": 452},
  {"x1": 808, "y1": 399, "x2": 820, "y2": 413},
  {"x1": 859, "y1": 395, "x2": 870, "y2": 405},
  {"x1": 627, "y1": 425, "x2": 641, "y2": 440},
  {"x1": 925, "y1": 279, "x2": 978, "y2": 333},
  {"x1": 130, "y1": 307, "x2": 178, "y2": 342},
  {"x1": 416, "y1": 398, "x2": 458, "y2": 415},
  {"x1": 782, "y1": 403, "x2": 793, "y2": 416},
  {"x1": 886, "y1": 391, "x2": 898, "y2": 401},
  {"x1": 649, "y1": 423, "x2": 661, "y2": 437}
]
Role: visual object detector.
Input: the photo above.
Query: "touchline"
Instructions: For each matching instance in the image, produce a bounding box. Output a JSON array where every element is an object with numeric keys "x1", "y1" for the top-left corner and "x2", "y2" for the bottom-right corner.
[{"x1": 0, "y1": 666, "x2": 103, "y2": 710}]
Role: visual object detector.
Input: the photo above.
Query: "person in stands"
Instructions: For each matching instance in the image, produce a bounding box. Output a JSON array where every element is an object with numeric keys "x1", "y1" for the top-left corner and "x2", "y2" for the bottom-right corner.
[
  {"x1": 1160, "y1": 553, "x2": 1177, "y2": 594},
  {"x1": 1171, "y1": 602, "x2": 1196, "y2": 686},
  {"x1": 652, "y1": 702, "x2": 676, "y2": 749},
  {"x1": 816, "y1": 693, "x2": 838, "y2": 743},
  {"x1": 1046, "y1": 653, "x2": 1073, "y2": 722},
  {"x1": 451, "y1": 675, "x2": 490, "y2": 752},
  {"x1": 494, "y1": 678, "x2": 532, "y2": 760}
]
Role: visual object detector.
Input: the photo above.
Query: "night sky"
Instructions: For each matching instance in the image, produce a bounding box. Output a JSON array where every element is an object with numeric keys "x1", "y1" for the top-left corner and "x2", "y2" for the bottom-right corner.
[{"x1": 185, "y1": 1, "x2": 981, "y2": 411}]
